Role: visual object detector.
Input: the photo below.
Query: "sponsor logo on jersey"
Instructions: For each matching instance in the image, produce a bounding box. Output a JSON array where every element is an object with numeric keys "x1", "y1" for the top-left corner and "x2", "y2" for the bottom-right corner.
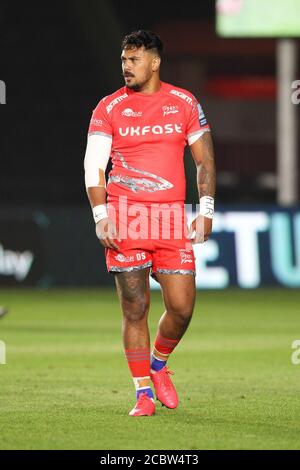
[
  {"x1": 162, "y1": 105, "x2": 179, "y2": 116},
  {"x1": 121, "y1": 108, "x2": 143, "y2": 117},
  {"x1": 106, "y1": 93, "x2": 128, "y2": 113},
  {"x1": 114, "y1": 254, "x2": 134, "y2": 263},
  {"x1": 169, "y1": 89, "x2": 193, "y2": 105},
  {"x1": 179, "y1": 249, "x2": 194, "y2": 265},
  {"x1": 91, "y1": 118, "x2": 103, "y2": 127},
  {"x1": 118, "y1": 123, "x2": 183, "y2": 137}
]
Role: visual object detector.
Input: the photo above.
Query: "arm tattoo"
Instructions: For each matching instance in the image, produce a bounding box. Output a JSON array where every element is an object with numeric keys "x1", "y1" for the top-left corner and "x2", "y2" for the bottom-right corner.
[{"x1": 197, "y1": 132, "x2": 216, "y2": 198}]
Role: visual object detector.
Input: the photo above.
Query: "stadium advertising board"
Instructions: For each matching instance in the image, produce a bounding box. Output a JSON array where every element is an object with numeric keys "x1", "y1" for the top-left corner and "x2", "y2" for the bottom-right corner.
[
  {"x1": 0, "y1": 219, "x2": 43, "y2": 286},
  {"x1": 151, "y1": 207, "x2": 300, "y2": 289}
]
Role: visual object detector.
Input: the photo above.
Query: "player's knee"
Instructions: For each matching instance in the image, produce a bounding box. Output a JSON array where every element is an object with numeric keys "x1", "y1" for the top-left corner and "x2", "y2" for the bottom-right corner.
[
  {"x1": 122, "y1": 295, "x2": 149, "y2": 322},
  {"x1": 168, "y1": 302, "x2": 194, "y2": 326}
]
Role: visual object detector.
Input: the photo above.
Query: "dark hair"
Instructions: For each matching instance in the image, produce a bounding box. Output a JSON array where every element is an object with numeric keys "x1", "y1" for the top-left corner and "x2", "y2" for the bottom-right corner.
[{"x1": 121, "y1": 30, "x2": 163, "y2": 58}]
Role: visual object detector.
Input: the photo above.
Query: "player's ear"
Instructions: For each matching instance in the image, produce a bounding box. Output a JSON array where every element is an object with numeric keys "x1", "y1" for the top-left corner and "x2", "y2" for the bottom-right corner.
[{"x1": 152, "y1": 56, "x2": 161, "y2": 72}]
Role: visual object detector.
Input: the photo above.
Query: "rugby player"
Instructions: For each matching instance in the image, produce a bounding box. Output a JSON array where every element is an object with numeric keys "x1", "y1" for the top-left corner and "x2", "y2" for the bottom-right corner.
[{"x1": 84, "y1": 30, "x2": 216, "y2": 416}]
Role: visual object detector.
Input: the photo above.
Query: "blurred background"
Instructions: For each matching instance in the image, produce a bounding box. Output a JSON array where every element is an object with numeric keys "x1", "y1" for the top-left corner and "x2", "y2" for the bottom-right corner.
[{"x1": 0, "y1": 0, "x2": 299, "y2": 289}]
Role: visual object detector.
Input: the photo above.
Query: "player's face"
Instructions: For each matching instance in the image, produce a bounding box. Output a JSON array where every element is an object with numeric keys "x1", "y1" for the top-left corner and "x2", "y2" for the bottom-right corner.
[{"x1": 121, "y1": 47, "x2": 158, "y2": 90}]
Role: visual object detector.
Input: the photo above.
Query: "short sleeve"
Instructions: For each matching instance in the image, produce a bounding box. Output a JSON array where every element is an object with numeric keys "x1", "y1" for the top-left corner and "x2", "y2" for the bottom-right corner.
[
  {"x1": 186, "y1": 99, "x2": 210, "y2": 142},
  {"x1": 88, "y1": 99, "x2": 113, "y2": 138}
]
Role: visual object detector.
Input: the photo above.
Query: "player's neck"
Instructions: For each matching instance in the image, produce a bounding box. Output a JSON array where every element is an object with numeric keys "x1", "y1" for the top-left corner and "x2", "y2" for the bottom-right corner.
[{"x1": 133, "y1": 77, "x2": 161, "y2": 95}]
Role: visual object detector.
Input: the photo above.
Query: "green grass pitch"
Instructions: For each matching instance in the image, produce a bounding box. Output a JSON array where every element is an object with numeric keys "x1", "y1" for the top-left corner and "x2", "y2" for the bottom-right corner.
[{"x1": 0, "y1": 288, "x2": 300, "y2": 450}]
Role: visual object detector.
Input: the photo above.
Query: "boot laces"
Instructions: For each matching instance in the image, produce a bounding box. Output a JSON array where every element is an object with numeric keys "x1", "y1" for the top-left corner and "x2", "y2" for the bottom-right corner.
[{"x1": 163, "y1": 367, "x2": 174, "y2": 386}]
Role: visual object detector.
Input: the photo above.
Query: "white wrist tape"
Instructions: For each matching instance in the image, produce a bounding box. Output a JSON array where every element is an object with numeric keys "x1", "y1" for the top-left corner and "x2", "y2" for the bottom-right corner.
[
  {"x1": 199, "y1": 196, "x2": 214, "y2": 219},
  {"x1": 92, "y1": 204, "x2": 108, "y2": 223}
]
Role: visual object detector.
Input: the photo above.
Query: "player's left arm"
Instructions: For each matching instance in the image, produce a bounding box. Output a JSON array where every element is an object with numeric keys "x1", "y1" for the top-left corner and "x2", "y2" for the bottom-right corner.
[{"x1": 189, "y1": 131, "x2": 216, "y2": 243}]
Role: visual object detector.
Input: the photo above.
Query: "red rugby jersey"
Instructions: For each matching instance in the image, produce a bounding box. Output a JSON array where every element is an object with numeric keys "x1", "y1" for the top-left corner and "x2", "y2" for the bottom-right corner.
[{"x1": 88, "y1": 81, "x2": 210, "y2": 203}]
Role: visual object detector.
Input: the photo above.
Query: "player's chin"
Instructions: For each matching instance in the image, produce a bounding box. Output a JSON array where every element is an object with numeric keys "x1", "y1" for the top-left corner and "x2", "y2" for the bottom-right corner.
[{"x1": 125, "y1": 81, "x2": 141, "y2": 91}]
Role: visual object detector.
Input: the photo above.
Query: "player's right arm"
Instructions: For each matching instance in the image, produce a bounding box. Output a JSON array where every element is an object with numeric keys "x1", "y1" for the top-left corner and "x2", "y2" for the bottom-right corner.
[{"x1": 84, "y1": 100, "x2": 120, "y2": 250}]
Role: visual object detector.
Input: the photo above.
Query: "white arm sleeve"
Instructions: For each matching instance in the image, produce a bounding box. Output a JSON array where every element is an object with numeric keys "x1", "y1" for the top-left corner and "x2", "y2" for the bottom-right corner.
[
  {"x1": 84, "y1": 133, "x2": 112, "y2": 188},
  {"x1": 188, "y1": 128, "x2": 210, "y2": 146}
]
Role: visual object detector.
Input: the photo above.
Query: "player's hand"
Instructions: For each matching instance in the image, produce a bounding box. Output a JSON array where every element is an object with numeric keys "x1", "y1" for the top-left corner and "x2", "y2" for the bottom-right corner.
[
  {"x1": 95, "y1": 217, "x2": 120, "y2": 250},
  {"x1": 188, "y1": 214, "x2": 212, "y2": 244}
]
